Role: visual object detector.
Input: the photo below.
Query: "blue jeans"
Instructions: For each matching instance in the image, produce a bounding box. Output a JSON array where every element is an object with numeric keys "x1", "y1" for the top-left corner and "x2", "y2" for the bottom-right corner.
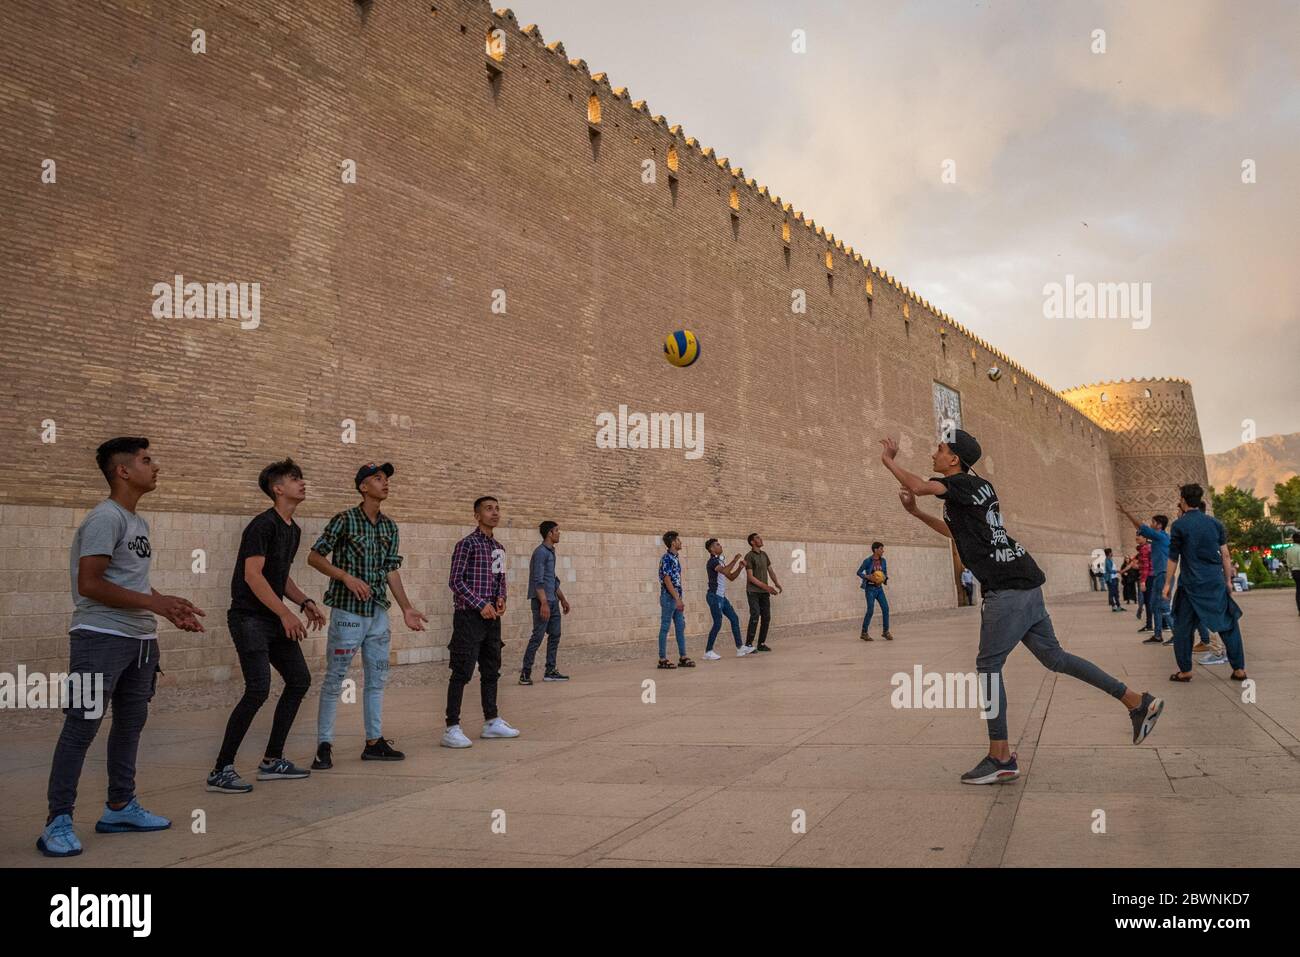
[
  {"x1": 658, "y1": 590, "x2": 686, "y2": 659},
  {"x1": 1146, "y1": 572, "x2": 1172, "y2": 636},
  {"x1": 523, "y1": 599, "x2": 561, "y2": 672},
  {"x1": 318, "y1": 607, "x2": 390, "y2": 743},
  {"x1": 1106, "y1": 579, "x2": 1120, "y2": 608},
  {"x1": 706, "y1": 593, "x2": 741, "y2": 651},
  {"x1": 862, "y1": 585, "x2": 889, "y2": 632}
]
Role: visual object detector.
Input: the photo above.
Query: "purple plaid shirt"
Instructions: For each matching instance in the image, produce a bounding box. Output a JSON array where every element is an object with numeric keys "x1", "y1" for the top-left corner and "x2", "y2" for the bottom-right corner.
[{"x1": 449, "y1": 528, "x2": 507, "y2": 611}]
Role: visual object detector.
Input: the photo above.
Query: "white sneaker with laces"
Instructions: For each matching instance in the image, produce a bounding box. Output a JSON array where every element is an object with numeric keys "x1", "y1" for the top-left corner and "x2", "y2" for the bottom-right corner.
[
  {"x1": 440, "y1": 725, "x2": 473, "y2": 749},
  {"x1": 737, "y1": 645, "x2": 753, "y2": 657},
  {"x1": 703, "y1": 650, "x2": 722, "y2": 660},
  {"x1": 482, "y1": 717, "x2": 521, "y2": 739}
]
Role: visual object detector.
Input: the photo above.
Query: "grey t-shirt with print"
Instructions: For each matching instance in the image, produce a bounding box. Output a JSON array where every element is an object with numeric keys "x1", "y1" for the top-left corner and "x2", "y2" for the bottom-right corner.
[{"x1": 69, "y1": 499, "x2": 156, "y2": 638}]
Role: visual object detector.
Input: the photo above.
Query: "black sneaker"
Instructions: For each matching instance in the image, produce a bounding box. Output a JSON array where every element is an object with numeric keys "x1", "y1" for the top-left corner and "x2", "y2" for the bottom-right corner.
[
  {"x1": 206, "y1": 765, "x2": 254, "y2": 794},
  {"x1": 1130, "y1": 692, "x2": 1164, "y2": 745},
  {"x1": 960, "y1": 753, "x2": 1020, "y2": 785},
  {"x1": 755, "y1": 644, "x2": 772, "y2": 652},
  {"x1": 519, "y1": 670, "x2": 533, "y2": 686},
  {"x1": 362, "y1": 738, "x2": 405, "y2": 761},
  {"x1": 1142, "y1": 635, "x2": 1163, "y2": 644},
  {"x1": 311, "y1": 742, "x2": 333, "y2": 770},
  {"x1": 1137, "y1": 625, "x2": 1152, "y2": 633},
  {"x1": 257, "y1": 757, "x2": 310, "y2": 780},
  {"x1": 543, "y1": 668, "x2": 569, "y2": 681}
]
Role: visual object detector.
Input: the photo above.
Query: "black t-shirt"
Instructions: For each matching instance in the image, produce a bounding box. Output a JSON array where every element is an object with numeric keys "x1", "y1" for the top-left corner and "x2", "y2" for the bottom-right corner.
[
  {"x1": 934, "y1": 472, "x2": 1045, "y2": 593},
  {"x1": 230, "y1": 508, "x2": 302, "y2": 620}
]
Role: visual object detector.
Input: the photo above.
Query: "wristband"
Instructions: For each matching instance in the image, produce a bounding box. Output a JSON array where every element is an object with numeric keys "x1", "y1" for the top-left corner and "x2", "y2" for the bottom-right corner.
[{"x1": 299, "y1": 598, "x2": 316, "y2": 613}]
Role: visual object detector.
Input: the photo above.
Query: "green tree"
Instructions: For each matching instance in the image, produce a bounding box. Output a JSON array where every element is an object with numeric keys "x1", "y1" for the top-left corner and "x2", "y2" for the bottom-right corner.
[
  {"x1": 1212, "y1": 485, "x2": 1268, "y2": 544},
  {"x1": 1273, "y1": 476, "x2": 1300, "y2": 525},
  {"x1": 1247, "y1": 552, "x2": 1269, "y2": 585}
]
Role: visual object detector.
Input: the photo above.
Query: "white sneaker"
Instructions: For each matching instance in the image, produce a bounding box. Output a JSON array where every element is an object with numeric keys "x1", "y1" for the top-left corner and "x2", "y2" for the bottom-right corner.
[
  {"x1": 440, "y1": 725, "x2": 473, "y2": 749},
  {"x1": 703, "y1": 650, "x2": 722, "y2": 660},
  {"x1": 481, "y1": 717, "x2": 521, "y2": 739},
  {"x1": 737, "y1": 645, "x2": 753, "y2": 657},
  {"x1": 1198, "y1": 653, "x2": 1229, "y2": 666}
]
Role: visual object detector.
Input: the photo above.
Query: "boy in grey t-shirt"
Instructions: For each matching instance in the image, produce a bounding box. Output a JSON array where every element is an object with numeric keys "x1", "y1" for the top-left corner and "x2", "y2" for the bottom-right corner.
[{"x1": 37, "y1": 437, "x2": 205, "y2": 859}]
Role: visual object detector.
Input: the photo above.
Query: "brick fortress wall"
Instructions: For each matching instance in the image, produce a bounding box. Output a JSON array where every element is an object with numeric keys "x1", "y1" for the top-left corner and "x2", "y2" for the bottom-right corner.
[
  {"x1": 1, "y1": 0, "x2": 1186, "y2": 683},
  {"x1": 1060, "y1": 378, "x2": 1212, "y2": 538}
]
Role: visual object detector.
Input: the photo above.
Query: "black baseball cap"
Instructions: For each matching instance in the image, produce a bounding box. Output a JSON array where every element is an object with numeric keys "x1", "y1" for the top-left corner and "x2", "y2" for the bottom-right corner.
[
  {"x1": 355, "y1": 461, "x2": 394, "y2": 489},
  {"x1": 946, "y1": 430, "x2": 982, "y2": 470}
]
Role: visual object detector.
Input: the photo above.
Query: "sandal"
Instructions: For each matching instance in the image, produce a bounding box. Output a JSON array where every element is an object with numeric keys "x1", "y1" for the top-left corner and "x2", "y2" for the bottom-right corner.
[
  {"x1": 657, "y1": 658, "x2": 676, "y2": 669},
  {"x1": 1169, "y1": 672, "x2": 1192, "y2": 682},
  {"x1": 678, "y1": 656, "x2": 696, "y2": 668}
]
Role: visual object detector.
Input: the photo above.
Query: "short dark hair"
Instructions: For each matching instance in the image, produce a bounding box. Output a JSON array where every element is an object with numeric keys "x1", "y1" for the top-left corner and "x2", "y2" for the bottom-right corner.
[
  {"x1": 1104, "y1": 547, "x2": 1112, "y2": 556},
  {"x1": 1179, "y1": 483, "x2": 1204, "y2": 509},
  {"x1": 539, "y1": 520, "x2": 558, "y2": 540},
  {"x1": 95, "y1": 436, "x2": 149, "y2": 485},
  {"x1": 258, "y1": 458, "x2": 303, "y2": 500},
  {"x1": 1292, "y1": 532, "x2": 1300, "y2": 544},
  {"x1": 871, "y1": 541, "x2": 884, "y2": 551},
  {"x1": 663, "y1": 530, "x2": 679, "y2": 548},
  {"x1": 473, "y1": 496, "x2": 498, "y2": 512},
  {"x1": 747, "y1": 532, "x2": 759, "y2": 546},
  {"x1": 704, "y1": 538, "x2": 718, "y2": 551},
  {"x1": 1152, "y1": 514, "x2": 1169, "y2": 530}
]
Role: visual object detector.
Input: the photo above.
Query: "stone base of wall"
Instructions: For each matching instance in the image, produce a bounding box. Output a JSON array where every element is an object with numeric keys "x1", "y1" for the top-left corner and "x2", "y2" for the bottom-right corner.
[{"x1": 0, "y1": 504, "x2": 1096, "y2": 685}]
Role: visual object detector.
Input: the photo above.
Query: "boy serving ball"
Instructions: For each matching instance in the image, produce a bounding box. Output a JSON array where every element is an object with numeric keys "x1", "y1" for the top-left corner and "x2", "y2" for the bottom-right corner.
[{"x1": 879, "y1": 430, "x2": 1164, "y2": 784}]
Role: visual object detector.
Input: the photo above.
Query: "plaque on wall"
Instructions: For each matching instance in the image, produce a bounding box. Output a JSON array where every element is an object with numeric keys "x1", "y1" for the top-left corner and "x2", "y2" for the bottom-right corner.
[{"x1": 933, "y1": 381, "x2": 962, "y2": 442}]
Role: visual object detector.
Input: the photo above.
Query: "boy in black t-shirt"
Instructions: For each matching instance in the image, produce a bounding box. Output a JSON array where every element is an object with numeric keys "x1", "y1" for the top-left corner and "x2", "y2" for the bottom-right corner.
[
  {"x1": 880, "y1": 430, "x2": 1164, "y2": 785},
  {"x1": 208, "y1": 459, "x2": 326, "y2": 793}
]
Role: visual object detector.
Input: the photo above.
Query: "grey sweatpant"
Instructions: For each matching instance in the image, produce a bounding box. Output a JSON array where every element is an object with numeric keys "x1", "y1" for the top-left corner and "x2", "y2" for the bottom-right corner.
[{"x1": 978, "y1": 587, "x2": 1126, "y2": 740}]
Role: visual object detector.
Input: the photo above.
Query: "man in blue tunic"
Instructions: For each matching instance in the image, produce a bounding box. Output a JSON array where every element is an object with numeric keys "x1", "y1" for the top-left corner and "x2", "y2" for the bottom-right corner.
[{"x1": 1162, "y1": 484, "x2": 1247, "y2": 683}]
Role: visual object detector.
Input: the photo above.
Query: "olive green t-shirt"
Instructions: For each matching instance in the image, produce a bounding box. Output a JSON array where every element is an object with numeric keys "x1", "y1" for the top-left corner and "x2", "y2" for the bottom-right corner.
[{"x1": 745, "y1": 549, "x2": 772, "y2": 593}]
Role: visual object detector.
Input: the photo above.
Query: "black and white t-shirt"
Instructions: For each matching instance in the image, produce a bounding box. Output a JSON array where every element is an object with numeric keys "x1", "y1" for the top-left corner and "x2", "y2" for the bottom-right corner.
[{"x1": 934, "y1": 472, "x2": 1045, "y2": 593}]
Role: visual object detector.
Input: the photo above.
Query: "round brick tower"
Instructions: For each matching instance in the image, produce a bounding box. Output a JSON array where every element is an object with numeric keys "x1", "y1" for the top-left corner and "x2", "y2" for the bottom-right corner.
[{"x1": 1061, "y1": 378, "x2": 1211, "y2": 526}]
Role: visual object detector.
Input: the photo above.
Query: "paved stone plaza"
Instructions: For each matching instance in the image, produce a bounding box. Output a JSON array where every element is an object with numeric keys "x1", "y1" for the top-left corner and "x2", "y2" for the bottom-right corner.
[{"x1": 2, "y1": 590, "x2": 1297, "y2": 868}]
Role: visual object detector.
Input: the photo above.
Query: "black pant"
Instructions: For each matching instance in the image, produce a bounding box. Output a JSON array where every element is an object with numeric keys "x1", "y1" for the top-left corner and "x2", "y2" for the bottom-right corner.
[
  {"x1": 47, "y1": 630, "x2": 160, "y2": 820},
  {"x1": 446, "y1": 609, "x2": 502, "y2": 727},
  {"x1": 1293, "y1": 571, "x2": 1300, "y2": 613},
  {"x1": 216, "y1": 612, "x2": 312, "y2": 769},
  {"x1": 745, "y1": 591, "x2": 772, "y2": 646}
]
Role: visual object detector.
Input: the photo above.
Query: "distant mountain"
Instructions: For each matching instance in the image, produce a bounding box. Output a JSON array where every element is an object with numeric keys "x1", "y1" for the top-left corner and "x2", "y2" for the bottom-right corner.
[{"x1": 1205, "y1": 433, "x2": 1300, "y2": 503}]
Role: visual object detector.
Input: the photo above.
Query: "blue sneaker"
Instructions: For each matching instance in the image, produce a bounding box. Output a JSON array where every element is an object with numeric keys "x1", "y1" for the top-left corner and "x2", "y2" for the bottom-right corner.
[
  {"x1": 36, "y1": 814, "x2": 83, "y2": 857},
  {"x1": 94, "y1": 798, "x2": 171, "y2": 833}
]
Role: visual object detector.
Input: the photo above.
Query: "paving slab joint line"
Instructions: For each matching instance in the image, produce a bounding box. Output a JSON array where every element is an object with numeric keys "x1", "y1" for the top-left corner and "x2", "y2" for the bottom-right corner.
[
  {"x1": 966, "y1": 671, "x2": 1056, "y2": 868},
  {"x1": 565, "y1": 785, "x2": 726, "y2": 868},
  {"x1": 1196, "y1": 661, "x2": 1300, "y2": 751}
]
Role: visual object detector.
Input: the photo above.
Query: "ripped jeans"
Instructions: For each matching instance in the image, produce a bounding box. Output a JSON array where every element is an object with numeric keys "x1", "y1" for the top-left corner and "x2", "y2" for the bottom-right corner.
[{"x1": 317, "y1": 607, "x2": 390, "y2": 743}]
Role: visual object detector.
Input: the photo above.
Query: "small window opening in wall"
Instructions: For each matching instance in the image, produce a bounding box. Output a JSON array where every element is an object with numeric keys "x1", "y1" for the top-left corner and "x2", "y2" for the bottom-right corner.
[
  {"x1": 730, "y1": 210, "x2": 740, "y2": 241},
  {"x1": 729, "y1": 187, "x2": 739, "y2": 211},
  {"x1": 587, "y1": 94, "x2": 601, "y2": 124},
  {"x1": 824, "y1": 251, "x2": 833, "y2": 270},
  {"x1": 904, "y1": 320, "x2": 910, "y2": 337},
  {"x1": 781, "y1": 220, "x2": 790, "y2": 243},
  {"x1": 867, "y1": 297, "x2": 873, "y2": 320},
  {"x1": 668, "y1": 175, "x2": 678, "y2": 206},
  {"x1": 567, "y1": 92, "x2": 573, "y2": 101},
  {"x1": 902, "y1": 302, "x2": 910, "y2": 319},
  {"x1": 783, "y1": 246, "x2": 791, "y2": 269},
  {"x1": 667, "y1": 145, "x2": 679, "y2": 172},
  {"x1": 1100, "y1": 392, "x2": 1108, "y2": 402},
  {"x1": 826, "y1": 272, "x2": 834, "y2": 294},
  {"x1": 459, "y1": 24, "x2": 467, "y2": 33},
  {"x1": 1143, "y1": 388, "x2": 1152, "y2": 398}
]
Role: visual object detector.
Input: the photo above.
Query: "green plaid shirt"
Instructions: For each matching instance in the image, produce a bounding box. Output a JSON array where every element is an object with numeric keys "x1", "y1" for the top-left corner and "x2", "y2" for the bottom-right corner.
[{"x1": 311, "y1": 506, "x2": 403, "y2": 615}]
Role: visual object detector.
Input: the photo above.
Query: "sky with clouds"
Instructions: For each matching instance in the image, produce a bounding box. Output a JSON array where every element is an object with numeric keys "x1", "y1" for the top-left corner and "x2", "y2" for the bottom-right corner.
[{"x1": 509, "y1": 0, "x2": 1299, "y2": 453}]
